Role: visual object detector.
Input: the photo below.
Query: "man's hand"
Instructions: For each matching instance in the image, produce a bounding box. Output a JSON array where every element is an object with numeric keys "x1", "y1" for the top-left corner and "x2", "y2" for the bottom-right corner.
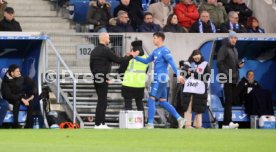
[
  {"x1": 126, "y1": 51, "x2": 131, "y2": 56},
  {"x1": 239, "y1": 62, "x2": 244, "y2": 68},
  {"x1": 178, "y1": 76, "x2": 185, "y2": 84},
  {"x1": 21, "y1": 98, "x2": 29, "y2": 106}
]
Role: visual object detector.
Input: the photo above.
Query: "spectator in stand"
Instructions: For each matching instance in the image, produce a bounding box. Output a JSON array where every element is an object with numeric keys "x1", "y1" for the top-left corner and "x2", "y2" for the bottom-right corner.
[
  {"x1": 246, "y1": 17, "x2": 265, "y2": 33},
  {"x1": 163, "y1": 14, "x2": 186, "y2": 33},
  {"x1": 148, "y1": 0, "x2": 173, "y2": 28},
  {"x1": 108, "y1": 10, "x2": 134, "y2": 32},
  {"x1": 225, "y1": 0, "x2": 252, "y2": 26},
  {"x1": 220, "y1": 11, "x2": 246, "y2": 33},
  {"x1": 113, "y1": 0, "x2": 144, "y2": 30},
  {"x1": 174, "y1": 0, "x2": 199, "y2": 32},
  {"x1": 0, "y1": 0, "x2": 7, "y2": 21},
  {"x1": 189, "y1": 11, "x2": 216, "y2": 33},
  {"x1": 1, "y1": 64, "x2": 37, "y2": 128},
  {"x1": 86, "y1": 0, "x2": 112, "y2": 33},
  {"x1": 0, "y1": 7, "x2": 22, "y2": 31},
  {"x1": 199, "y1": 0, "x2": 227, "y2": 29},
  {"x1": 138, "y1": 12, "x2": 162, "y2": 32}
]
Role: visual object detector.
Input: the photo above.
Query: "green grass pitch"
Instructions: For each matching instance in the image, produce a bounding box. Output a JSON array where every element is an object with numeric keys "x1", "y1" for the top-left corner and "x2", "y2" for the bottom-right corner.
[{"x1": 0, "y1": 129, "x2": 275, "y2": 152}]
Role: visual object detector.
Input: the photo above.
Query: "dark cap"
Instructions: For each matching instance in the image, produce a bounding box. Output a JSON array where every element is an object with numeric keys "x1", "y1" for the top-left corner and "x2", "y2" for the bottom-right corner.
[
  {"x1": 4, "y1": 7, "x2": 14, "y2": 14},
  {"x1": 131, "y1": 40, "x2": 144, "y2": 56}
]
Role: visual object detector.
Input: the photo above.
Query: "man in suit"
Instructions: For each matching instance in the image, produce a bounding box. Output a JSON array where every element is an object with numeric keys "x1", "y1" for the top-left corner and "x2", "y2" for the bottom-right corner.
[{"x1": 147, "y1": 0, "x2": 173, "y2": 28}]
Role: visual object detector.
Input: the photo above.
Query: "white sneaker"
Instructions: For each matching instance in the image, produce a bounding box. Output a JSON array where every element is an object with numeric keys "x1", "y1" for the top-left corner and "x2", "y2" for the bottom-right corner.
[
  {"x1": 94, "y1": 124, "x2": 112, "y2": 129},
  {"x1": 222, "y1": 122, "x2": 239, "y2": 129},
  {"x1": 229, "y1": 122, "x2": 239, "y2": 129},
  {"x1": 177, "y1": 117, "x2": 186, "y2": 129},
  {"x1": 144, "y1": 123, "x2": 154, "y2": 129}
]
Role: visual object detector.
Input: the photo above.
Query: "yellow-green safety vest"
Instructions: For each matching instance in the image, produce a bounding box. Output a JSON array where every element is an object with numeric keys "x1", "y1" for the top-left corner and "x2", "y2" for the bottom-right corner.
[{"x1": 122, "y1": 55, "x2": 148, "y2": 88}]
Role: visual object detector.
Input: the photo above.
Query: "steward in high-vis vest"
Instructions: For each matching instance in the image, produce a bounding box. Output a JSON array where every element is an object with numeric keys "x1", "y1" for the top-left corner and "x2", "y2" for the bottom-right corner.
[{"x1": 119, "y1": 40, "x2": 148, "y2": 111}]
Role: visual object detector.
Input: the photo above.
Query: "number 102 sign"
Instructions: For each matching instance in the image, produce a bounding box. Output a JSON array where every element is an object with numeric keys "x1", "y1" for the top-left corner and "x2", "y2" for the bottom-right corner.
[{"x1": 76, "y1": 44, "x2": 95, "y2": 59}]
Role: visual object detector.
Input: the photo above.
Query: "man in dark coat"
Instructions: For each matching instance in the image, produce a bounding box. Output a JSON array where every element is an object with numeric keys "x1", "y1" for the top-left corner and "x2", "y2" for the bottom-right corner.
[
  {"x1": 86, "y1": 0, "x2": 112, "y2": 32},
  {"x1": 108, "y1": 10, "x2": 134, "y2": 32},
  {"x1": 1, "y1": 64, "x2": 37, "y2": 128},
  {"x1": 217, "y1": 31, "x2": 244, "y2": 129},
  {"x1": 90, "y1": 32, "x2": 133, "y2": 129},
  {"x1": 220, "y1": 11, "x2": 246, "y2": 33},
  {"x1": 138, "y1": 12, "x2": 162, "y2": 32},
  {"x1": 225, "y1": 0, "x2": 252, "y2": 26},
  {"x1": 113, "y1": 0, "x2": 143, "y2": 30},
  {"x1": 189, "y1": 11, "x2": 216, "y2": 33},
  {"x1": 0, "y1": 7, "x2": 22, "y2": 31}
]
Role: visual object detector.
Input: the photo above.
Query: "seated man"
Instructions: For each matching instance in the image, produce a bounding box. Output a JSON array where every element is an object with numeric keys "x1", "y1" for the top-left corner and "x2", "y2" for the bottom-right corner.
[
  {"x1": 86, "y1": 0, "x2": 112, "y2": 32},
  {"x1": 1, "y1": 64, "x2": 37, "y2": 128},
  {"x1": 220, "y1": 11, "x2": 246, "y2": 33},
  {"x1": 236, "y1": 70, "x2": 274, "y2": 116},
  {"x1": 108, "y1": 10, "x2": 134, "y2": 32},
  {"x1": 189, "y1": 11, "x2": 216, "y2": 33},
  {"x1": 138, "y1": 12, "x2": 162, "y2": 32}
]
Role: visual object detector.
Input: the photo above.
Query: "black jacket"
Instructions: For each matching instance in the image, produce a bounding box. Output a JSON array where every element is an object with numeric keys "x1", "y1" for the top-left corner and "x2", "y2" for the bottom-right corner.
[
  {"x1": 220, "y1": 21, "x2": 246, "y2": 33},
  {"x1": 181, "y1": 61, "x2": 210, "y2": 113},
  {"x1": 0, "y1": 18, "x2": 22, "y2": 31},
  {"x1": 138, "y1": 22, "x2": 162, "y2": 32},
  {"x1": 113, "y1": 2, "x2": 143, "y2": 30},
  {"x1": 108, "y1": 22, "x2": 134, "y2": 32},
  {"x1": 90, "y1": 44, "x2": 132, "y2": 75},
  {"x1": 235, "y1": 77, "x2": 260, "y2": 105},
  {"x1": 217, "y1": 38, "x2": 240, "y2": 84},
  {"x1": 189, "y1": 20, "x2": 216, "y2": 33},
  {"x1": 86, "y1": 1, "x2": 112, "y2": 32},
  {"x1": 163, "y1": 24, "x2": 186, "y2": 33},
  {"x1": 225, "y1": 1, "x2": 252, "y2": 26},
  {"x1": 1, "y1": 73, "x2": 37, "y2": 103}
]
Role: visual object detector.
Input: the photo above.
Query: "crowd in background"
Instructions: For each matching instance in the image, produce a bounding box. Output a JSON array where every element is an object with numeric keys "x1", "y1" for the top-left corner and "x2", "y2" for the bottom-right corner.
[{"x1": 86, "y1": 0, "x2": 265, "y2": 33}]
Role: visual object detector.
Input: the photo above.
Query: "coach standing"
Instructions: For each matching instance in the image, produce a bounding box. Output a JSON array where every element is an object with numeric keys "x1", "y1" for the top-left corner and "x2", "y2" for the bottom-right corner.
[
  {"x1": 90, "y1": 32, "x2": 133, "y2": 129},
  {"x1": 217, "y1": 31, "x2": 243, "y2": 129}
]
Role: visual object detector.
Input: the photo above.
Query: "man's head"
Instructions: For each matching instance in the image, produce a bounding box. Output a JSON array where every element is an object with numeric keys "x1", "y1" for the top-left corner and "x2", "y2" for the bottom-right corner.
[
  {"x1": 121, "y1": 0, "x2": 130, "y2": 6},
  {"x1": 4, "y1": 7, "x2": 15, "y2": 21},
  {"x1": 117, "y1": 10, "x2": 129, "y2": 24},
  {"x1": 246, "y1": 70, "x2": 254, "y2": 82},
  {"x1": 161, "y1": 0, "x2": 170, "y2": 6},
  {"x1": 228, "y1": 31, "x2": 238, "y2": 46},
  {"x1": 144, "y1": 12, "x2": 153, "y2": 24},
  {"x1": 228, "y1": 11, "x2": 239, "y2": 24},
  {"x1": 99, "y1": 32, "x2": 110, "y2": 46},
  {"x1": 200, "y1": 11, "x2": 210, "y2": 23},
  {"x1": 207, "y1": 0, "x2": 217, "y2": 5},
  {"x1": 153, "y1": 32, "x2": 165, "y2": 46},
  {"x1": 8, "y1": 64, "x2": 21, "y2": 78},
  {"x1": 98, "y1": 0, "x2": 106, "y2": 5}
]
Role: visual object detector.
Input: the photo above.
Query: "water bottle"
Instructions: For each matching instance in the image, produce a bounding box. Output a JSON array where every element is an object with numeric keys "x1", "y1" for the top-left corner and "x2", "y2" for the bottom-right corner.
[{"x1": 33, "y1": 117, "x2": 39, "y2": 129}]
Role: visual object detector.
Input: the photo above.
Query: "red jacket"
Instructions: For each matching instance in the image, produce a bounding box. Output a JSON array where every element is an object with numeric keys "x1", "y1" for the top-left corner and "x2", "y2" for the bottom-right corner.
[{"x1": 174, "y1": 3, "x2": 199, "y2": 28}]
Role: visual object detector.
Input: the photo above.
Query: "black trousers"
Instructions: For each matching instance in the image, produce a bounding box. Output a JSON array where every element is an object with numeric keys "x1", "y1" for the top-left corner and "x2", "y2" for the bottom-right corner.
[
  {"x1": 124, "y1": 98, "x2": 144, "y2": 111},
  {"x1": 223, "y1": 83, "x2": 237, "y2": 125},
  {"x1": 93, "y1": 75, "x2": 108, "y2": 126},
  {"x1": 10, "y1": 99, "x2": 34, "y2": 128}
]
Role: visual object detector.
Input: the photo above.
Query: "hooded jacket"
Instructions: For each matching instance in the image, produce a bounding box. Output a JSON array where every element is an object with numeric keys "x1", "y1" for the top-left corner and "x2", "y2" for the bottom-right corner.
[{"x1": 217, "y1": 38, "x2": 240, "y2": 84}]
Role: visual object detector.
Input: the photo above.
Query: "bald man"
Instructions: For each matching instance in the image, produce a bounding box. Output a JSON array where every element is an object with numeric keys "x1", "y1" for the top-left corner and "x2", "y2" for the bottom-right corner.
[{"x1": 90, "y1": 33, "x2": 133, "y2": 129}]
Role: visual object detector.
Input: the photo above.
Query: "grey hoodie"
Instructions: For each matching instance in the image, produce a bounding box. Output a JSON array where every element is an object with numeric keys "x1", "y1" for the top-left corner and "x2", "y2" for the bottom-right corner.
[{"x1": 217, "y1": 38, "x2": 240, "y2": 84}]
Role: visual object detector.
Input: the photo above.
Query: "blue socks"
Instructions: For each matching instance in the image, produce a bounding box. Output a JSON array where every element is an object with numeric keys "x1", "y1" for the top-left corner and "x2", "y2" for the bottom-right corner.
[
  {"x1": 147, "y1": 98, "x2": 156, "y2": 124},
  {"x1": 159, "y1": 101, "x2": 181, "y2": 120}
]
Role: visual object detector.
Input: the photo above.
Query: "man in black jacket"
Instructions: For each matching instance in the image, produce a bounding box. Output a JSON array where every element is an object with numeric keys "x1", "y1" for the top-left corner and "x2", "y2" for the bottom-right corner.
[
  {"x1": 0, "y1": 7, "x2": 22, "y2": 31},
  {"x1": 1, "y1": 64, "x2": 37, "y2": 128},
  {"x1": 189, "y1": 11, "x2": 216, "y2": 33},
  {"x1": 217, "y1": 31, "x2": 243, "y2": 129},
  {"x1": 225, "y1": 0, "x2": 252, "y2": 26},
  {"x1": 108, "y1": 10, "x2": 134, "y2": 32},
  {"x1": 90, "y1": 32, "x2": 133, "y2": 129},
  {"x1": 86, "y1": 0, "x2": 112, "y2": 32},
  {"x1": 220, "y1": 11, "x2": 246, "y2": 33}
]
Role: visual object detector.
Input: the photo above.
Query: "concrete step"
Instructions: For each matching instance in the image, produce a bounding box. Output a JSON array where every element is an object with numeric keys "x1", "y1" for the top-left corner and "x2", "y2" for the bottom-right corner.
[
  {"x1": 23, "y1": 27, "x2": 75, "y2": 32},
  {"x1": 11, "y1": 4, "x2": 52, "y2": 11},
  {"x1": 8, "y1": 0, "x2": 51, "y2": 5},
  {"x1": 21, "y1": 22, "x2": 70, "y2": 30},
  {"x1": 16, "y1": 17, "x2": 69, "y2": 23}
]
